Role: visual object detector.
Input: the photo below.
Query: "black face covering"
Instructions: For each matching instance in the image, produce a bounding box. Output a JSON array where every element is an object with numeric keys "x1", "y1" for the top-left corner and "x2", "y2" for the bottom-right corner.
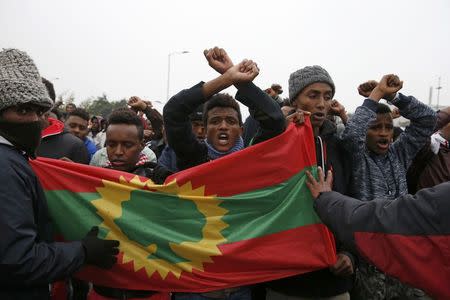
[{"x1": 0, "y1": 120, "x2": 42, "y2": 158}]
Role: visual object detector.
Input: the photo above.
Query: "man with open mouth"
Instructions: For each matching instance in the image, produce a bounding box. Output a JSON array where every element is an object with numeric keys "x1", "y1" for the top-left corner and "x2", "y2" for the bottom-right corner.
[
  {"x1": 265, "y1": 65, "x2": 356, "y2": 300},
  {"x1": 164, "y1": 46, "x2": 285, "y2": 300},
  {"x1": 341, "y1": 75, "x2": 437, "y2": 300}
]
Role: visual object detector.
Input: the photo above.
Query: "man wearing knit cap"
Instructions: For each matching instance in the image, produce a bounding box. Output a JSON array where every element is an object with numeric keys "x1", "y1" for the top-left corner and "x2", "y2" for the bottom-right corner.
[
  {"x1": 0, "y1": 48, "x2": 119, "y2": 299},
  {"x1": 266, "y1": 65, "x2": 354, "y2": 300}
]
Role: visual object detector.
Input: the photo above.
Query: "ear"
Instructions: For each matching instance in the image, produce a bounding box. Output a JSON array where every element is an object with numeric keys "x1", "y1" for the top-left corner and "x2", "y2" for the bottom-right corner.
[
  {"x1": 239, "y1": 126, "x2": 244, "y2": 136},
  {"x1": 291, "y1": 97, "x2": 299, "y2": 109},
  {"x1": 139, "y1": 139, "x2": 145, "y2": 150}
]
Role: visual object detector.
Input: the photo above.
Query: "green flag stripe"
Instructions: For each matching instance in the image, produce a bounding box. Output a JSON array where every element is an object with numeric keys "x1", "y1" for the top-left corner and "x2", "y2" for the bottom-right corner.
[
  {"x1": 45, "y1": 190, "x2": 104, "y2": 239},
  {"x1": 220, "y1": 167, "x2": 320, "y2": 243},
  {"x1": 45, "y1": 167, "x2": 318, "y2": 246}
]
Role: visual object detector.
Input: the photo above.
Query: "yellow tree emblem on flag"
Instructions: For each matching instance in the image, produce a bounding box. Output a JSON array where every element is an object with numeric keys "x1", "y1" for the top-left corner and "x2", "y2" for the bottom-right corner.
[{"x1": 91, "y1": 176, "x2": 228, "y2": 279}]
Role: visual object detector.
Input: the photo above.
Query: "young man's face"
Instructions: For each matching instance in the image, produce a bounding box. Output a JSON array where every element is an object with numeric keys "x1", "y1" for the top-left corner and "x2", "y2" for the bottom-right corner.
[
  {"x1": 366, "y1": 113, "x2": 394, "y2": 155},
  {"x1": 91, "y1": 118, "x2": 99, "y2": 132},
  {"x1": 191, "y1": 120, "x2": 206, "y2": 140},
  {"x1": 266, "y1": 88, "x2": 276, "y2": 98},
  {"x1": 65, "y1": 116, "x2": 89, "y2": 140},
  {"x1": 206, "y1": 107, "x2": 243, "y2": 152},
  {"x1": 66, "y1": 104, "x2": 76, "y2": 113},
  {"x1": 1, "y1": 104, "x2": 46, "y2": 124},
  {"x1": 106, "y1": 124, "x2": 144, "y2": 172},
  {"x1": 292, "y1": 82, "x2": 333, "y2": 133}
]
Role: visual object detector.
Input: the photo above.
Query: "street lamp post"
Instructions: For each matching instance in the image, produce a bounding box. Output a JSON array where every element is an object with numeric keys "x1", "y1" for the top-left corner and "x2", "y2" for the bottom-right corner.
[
  {"x1": 436, "y1": 76, "x2": 442, "y2": 109},
  {"x1": 166, "y1": 50, "x2": 189, "y2": 101}
]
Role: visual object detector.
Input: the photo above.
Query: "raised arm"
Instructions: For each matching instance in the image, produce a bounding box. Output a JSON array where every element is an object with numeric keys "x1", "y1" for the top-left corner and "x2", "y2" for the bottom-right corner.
[
  {"x1": 204, "y1": 47, "x2": 285, "y2": 144},
  {"x1": 163, "y1": 49, "x2": 261, "y2": 169},
  {"x1": 342, "y1": 75, "x2": 402, "y2": 153},
  {"x1": 128, "y1": 97, "x2": 164, "y2": 140},
  {"x1": 389, "y1": 95, "x2": 436, "y2": 170}
]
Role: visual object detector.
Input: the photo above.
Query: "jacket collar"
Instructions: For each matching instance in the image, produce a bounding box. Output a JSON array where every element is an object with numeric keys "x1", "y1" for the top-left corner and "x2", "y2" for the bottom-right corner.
[
  {"x1": 319, "y1": 119, "x2": 337, "y2": 138},
  {"x1": 0, "y1": 135, "x2": 13, "y2": 146},
  {"x1": 41, "y1": 117, "x2": 65, "y2": 138}
]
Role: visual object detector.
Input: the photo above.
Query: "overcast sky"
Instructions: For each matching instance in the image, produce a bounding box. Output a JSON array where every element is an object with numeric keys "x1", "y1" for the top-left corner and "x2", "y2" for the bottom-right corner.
[{"x1": 1, "y1": 0, "x2": 449, "y2": 116}]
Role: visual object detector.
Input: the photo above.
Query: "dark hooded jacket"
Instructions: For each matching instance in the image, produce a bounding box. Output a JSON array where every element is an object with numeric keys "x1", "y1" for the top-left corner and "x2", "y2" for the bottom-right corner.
[
  {"x1": 0, "y1": 142, "x2": 85, "y2": 300},
  {"x1": 314, "y1": 182, "x2": 450, "y2": 300},
  {"x1": 266, "y1": 119, "x2": 355, "y2": 298},
  {"x1": 163, "y1": 81, "x2": 285, "y2": 171},
  {"x1": 37, "y1": 117, "x2": 89, "y2": 164}
]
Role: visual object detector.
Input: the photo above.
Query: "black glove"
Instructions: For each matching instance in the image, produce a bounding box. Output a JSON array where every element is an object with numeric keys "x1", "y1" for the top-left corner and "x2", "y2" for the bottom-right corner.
[{"x1": 82, "y1": 226, "x2": 120, "y2": 269}]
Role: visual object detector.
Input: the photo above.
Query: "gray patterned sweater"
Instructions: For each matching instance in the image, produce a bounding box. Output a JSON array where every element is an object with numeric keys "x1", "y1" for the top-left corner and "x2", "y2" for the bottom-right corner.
[{"x1": 342, "y1": 94, "x2": 436, "y2": 201}]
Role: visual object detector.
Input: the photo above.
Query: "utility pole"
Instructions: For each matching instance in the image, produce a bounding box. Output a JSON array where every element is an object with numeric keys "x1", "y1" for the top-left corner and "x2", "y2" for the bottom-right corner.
[
  {"x1": 428, "y1": 86, "x2": 433, "y2": 106},
  {"x1": 436, "y1": 77, "x2": 442, "y2": 109},
  {"x1": 166, "y1": 51, "x2": 189, "y2": 102}
]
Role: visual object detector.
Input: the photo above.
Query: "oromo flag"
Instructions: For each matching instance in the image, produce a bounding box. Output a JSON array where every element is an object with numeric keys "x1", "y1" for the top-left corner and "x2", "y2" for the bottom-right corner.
[{"x1": 31, "y1": 121, "x2": 336, "y2": 292}]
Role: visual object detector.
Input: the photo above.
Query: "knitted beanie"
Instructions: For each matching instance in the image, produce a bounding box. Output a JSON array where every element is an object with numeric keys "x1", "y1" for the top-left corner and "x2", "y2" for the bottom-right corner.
[
  {"x1": 288, "y1": 65, "x2": 335, "y2": 101},
  {"x1": 0, "y1": 48, "x2": 53, "y2": 112}
]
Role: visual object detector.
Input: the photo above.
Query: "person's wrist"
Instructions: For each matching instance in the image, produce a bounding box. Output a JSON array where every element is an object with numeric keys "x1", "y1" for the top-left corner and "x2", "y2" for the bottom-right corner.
[
  {"x1": 221, "y1": 70, "x2": 235, "y2": 86},
  {"x1": 216, "y1": 66, "x2": 227, "y2": 75},
  {"x1": 369, "y1": 87, "x2": 383, "y2": 102}
]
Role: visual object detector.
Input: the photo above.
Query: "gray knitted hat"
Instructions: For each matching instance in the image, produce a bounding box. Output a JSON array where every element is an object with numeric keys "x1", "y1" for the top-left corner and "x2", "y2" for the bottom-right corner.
[
  {"x1": 0, "y1": 48, "x2": 53, "y2": 112},
  {"x1": 288, "y1": 65, "x2": 335, "y2": 101}
]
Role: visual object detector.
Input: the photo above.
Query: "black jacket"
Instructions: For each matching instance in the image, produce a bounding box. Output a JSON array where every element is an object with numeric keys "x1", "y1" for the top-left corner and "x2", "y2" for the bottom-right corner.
[
  {"x1": 163, "y1": 81, "x2": 285, "y2": 171},
  {"x1": 37, "y1": 130, "x2": 89, "y2": 164},
  {"x1": 0, "y1": 143, "x2": 85, "y2": 300},
  {"x1": 314, "y1": 182, "x2": 450, "y2": 299},
  {"x1": 266, "y1": 120, "x2": 355, "y2": 298}
]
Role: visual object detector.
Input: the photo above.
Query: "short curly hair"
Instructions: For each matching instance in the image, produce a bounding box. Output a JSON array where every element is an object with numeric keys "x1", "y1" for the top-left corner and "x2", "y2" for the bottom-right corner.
[
  {"x1": 67, "y1": 108, "x2": 90, "y2": 122},
  {"x1": 107, "y1": 108, "x2": 144, "y2": 140},
  {"x1": 203, "y1": 93, "x2": 242, "y2": 127}
]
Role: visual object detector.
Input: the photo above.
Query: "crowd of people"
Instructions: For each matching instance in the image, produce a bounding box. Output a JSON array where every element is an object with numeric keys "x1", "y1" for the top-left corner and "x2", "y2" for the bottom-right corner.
[{"x1": 0, "y1": 46, "x2": 449, "y2": 300}]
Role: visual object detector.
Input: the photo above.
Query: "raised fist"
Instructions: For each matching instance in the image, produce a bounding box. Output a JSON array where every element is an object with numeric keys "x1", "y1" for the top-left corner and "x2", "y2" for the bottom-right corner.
[
  {"x1": 128, "y1": 96, "x2": 148, "y2": 111},
  {"x1": 358, "y1": 80, "x2": 378, "y2": 98},
  {"x1": 204, "y1": 47, "x2": 234, "y2": 75},
  {"x1": 329, "y1": 99, "x2": 346, "y2": 116},
  {"x1": 378, "y1": 74, "x2": 403, "y2": 101},
  {"x1": 225, "y1": 59, "x2": 259, "y2": 84}
]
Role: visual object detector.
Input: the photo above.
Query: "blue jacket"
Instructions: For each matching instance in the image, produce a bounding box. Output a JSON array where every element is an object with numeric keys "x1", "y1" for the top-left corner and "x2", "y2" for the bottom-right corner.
[
  {"x1": 158, "y1": 145, "x2": 179, "y2": 172},
  {"x1": 84, "y1": 137, "x2": 97, "y2": 161}
]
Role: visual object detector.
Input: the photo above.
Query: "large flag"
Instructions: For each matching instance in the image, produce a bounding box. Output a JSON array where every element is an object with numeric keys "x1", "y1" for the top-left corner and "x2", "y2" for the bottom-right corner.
[{"x1": 31, "y1": 121, "x2": 336, "y2": 292}]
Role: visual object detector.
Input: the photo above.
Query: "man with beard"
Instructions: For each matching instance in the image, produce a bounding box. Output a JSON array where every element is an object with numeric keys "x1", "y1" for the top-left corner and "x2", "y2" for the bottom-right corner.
[
  {"x1": 265, "y1": 65, "x2": 355, "y2": 300},
  {"x1": 0, "y1": 48, "x2": 119, "y2": 299},
  {"x1": 341, "y1": 75, "x2": 437, "y2": 299}
]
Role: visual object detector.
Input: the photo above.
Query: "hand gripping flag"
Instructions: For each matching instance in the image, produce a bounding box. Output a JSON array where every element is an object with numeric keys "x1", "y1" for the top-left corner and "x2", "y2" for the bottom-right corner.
[{"x1": 31, "y1": 121, "x2": 336, "y2": 292}]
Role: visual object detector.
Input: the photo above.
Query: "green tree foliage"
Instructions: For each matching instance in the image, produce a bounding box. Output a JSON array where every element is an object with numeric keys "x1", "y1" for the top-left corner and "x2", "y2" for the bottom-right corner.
[{"x1": 83, "y1": 94, "x2": 128, "y2": 118}]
